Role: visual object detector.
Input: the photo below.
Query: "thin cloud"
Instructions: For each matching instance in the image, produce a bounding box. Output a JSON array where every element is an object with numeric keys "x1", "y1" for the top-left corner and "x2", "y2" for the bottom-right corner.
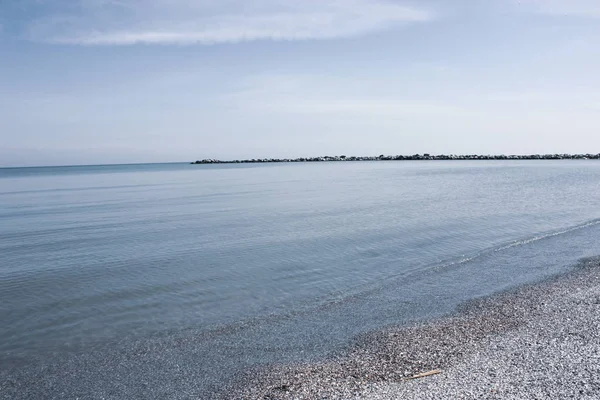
[
  {"x1": 25, "y1": 0, "x2": 435, "y2": 45},
  {"x1": 221, "y1": 73, "x2": 469, "y2": 118},
  {"x1": 517, "y1": 0, "x2": 600, "y2": 17}
]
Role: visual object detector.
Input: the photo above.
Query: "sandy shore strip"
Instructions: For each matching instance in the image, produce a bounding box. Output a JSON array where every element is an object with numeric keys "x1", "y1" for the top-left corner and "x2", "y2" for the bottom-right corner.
[{"x1": 229, "y1": 257, "x2": 600, "y2": 399}]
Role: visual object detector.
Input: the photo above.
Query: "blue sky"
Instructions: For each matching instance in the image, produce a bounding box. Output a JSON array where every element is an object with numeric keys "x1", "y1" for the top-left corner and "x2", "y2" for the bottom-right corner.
[{"x1": 1, "y1": 0, "x2": 599, "y2": 166}]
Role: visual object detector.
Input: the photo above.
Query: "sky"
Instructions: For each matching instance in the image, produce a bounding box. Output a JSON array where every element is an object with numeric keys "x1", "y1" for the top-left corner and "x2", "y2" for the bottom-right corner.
[{"x1": 1, "y1": 0, "x2": 599, "y2": 166}]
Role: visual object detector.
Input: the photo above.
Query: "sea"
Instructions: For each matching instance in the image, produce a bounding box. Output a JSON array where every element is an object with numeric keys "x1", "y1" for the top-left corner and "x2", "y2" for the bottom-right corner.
[{"x1": 1, "y1": 160, "x2": 600, "y2": 398}]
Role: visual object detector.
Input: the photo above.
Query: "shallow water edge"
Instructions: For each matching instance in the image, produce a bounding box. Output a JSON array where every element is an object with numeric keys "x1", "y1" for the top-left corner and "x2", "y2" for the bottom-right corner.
[{"x1": 228, "y1": 256, "x2": 600, "y2": 399}]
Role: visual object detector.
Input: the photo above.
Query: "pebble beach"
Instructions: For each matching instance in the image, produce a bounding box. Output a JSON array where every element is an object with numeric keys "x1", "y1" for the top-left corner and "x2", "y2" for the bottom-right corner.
[{"x1": 232, "y1": 257, "x2": 600, "y2": 399}]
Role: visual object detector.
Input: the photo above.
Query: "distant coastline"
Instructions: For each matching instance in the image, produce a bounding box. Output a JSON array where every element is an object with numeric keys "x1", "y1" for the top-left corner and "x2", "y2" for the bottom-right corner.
[{"x1": 192, "y1": 153, "x2": 600, "y2": 164}]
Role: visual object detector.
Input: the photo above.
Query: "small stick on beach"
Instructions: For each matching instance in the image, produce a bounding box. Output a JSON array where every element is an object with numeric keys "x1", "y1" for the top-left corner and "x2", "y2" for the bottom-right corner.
[{"x1": 404, "y1": 369, "x2": 442, "y2": 380}]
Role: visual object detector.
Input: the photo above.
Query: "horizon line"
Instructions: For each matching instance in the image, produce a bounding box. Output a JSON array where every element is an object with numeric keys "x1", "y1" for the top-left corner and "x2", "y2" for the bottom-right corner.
[{"x1": 3, "y1": 152, "x2": 600, "y2": 169}]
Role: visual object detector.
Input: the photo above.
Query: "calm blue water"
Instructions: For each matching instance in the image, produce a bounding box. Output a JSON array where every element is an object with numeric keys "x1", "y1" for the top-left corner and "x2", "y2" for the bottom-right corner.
[{"x1": 2, "y1": 160, "x2": 600, "y2": 398}]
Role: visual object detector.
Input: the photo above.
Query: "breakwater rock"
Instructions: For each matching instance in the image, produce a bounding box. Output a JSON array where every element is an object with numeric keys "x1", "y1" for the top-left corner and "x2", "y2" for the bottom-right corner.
[{"x1": 192, "y1": 153, "x2": 600, "y2": 164}]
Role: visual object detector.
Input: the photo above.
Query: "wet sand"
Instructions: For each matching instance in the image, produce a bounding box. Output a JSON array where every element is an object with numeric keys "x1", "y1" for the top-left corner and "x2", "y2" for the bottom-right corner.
[{"x1": 230, "y1": 258, "x2": 600, "y2": 399}]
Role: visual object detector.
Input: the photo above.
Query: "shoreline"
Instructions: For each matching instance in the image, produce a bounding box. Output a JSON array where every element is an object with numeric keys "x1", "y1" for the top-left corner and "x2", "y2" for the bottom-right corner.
[
  {"x1": 2, "y1": 250, "x2": 599, "y2": 399},
  {"x1": 228, "y1": 257, "x2": 600, "y2": 399},
  {"x1": 192, "y1": 153, "x2": 600, "y2": 164}
]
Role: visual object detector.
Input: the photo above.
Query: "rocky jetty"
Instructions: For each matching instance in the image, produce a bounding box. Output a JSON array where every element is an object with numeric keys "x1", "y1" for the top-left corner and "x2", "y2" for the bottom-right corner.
[{"x1": 192, "y1": 153, "x2": 600, "y2": 164}]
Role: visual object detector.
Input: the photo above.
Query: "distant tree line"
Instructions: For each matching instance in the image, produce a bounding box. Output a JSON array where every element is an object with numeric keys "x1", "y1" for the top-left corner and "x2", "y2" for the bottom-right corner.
[{"x1": 192, "y1": 153, "x2": 600, "y2": 164}]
